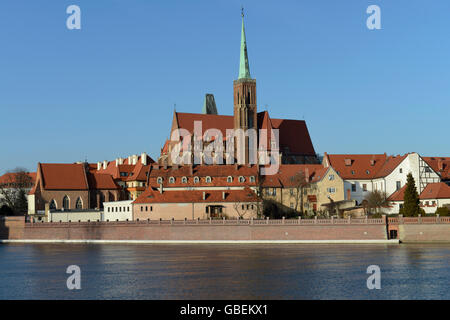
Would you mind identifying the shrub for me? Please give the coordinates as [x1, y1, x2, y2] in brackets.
[435, 207, 449, 216]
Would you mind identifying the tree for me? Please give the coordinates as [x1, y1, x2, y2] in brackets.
[435, 207, 449, 216]
[0, 168, 33, 215]
[364, 190, 390, 215]
[400, 173, 421, 217]
[289, 170, 316, 213]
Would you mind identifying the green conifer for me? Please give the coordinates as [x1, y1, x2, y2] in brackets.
[400, 173, 421, 217]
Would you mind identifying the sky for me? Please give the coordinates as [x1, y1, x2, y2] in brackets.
[1, 0, 450, 174]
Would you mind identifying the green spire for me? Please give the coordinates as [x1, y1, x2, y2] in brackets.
[238, 9, 251, 79]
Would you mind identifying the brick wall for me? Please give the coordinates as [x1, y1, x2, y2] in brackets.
[21, 221, 387, 241]
[399, 224, 450, 242]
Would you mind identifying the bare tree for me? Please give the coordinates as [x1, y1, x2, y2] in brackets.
[233, 201, 252, 219]
[0, 168, 33, 215]
[289, 170, 316, 214]
[364, 190, 390, 215]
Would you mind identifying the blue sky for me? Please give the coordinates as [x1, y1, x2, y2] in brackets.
[1, 0, 449, 174]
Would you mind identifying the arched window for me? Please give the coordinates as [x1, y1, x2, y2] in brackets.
[249, 176, 255, 183]
[62, 196, 70, 210]
[49, 199, 56, 210]
[75, 197, 83, 209]
[157, 177, 163, 184]
[239, 176, 245, 183]
[169, 177, 175, 184]
[194, 177, 199, 184]
[205, 176, 212, 183]
[227, 176, 233, 183]
[181, 177, 187, 183]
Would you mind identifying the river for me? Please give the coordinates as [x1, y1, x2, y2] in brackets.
[0, 243, 448, 299]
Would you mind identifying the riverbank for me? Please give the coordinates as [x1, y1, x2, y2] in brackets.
[1, 216, 450, 243]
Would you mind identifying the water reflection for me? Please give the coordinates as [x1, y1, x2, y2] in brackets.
[0, 243, 449, 299]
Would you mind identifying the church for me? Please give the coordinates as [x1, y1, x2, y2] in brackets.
[158, 12, 317, 166]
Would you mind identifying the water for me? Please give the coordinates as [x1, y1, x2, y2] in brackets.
[0, 243, 449, 299]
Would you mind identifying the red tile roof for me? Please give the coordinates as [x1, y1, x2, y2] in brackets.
[420, 182, 450, 200]
[171, 111, 316, 157]
[325, 153, 388, 179]
[261, 164, 328, 187]
[39, 163, 88, 190]
[423, 157, 450, 180]
[147, 164, 259, 188]
[0, 172, 36, 186]
[388, 182, 450, 201]
[87, 173, 120, 190]
[134, 187, 259, 204]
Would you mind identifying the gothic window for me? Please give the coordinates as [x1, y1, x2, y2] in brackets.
[239, 176, 245, 183]
[169, 177, 175, 184]
[205, 176, 212, 183]
[181, 177, 187, 183]
[49, 199, 56, 210]
[62, 196, 70, 210]
[194, 177, 199, 184]
[227, 176, 233, 183]
[75, 197, 83, 209]
[157, 177, 163, 184]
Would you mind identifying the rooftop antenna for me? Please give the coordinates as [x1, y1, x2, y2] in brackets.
[174, 103, 176, 112]
[241, 5, 244, 18]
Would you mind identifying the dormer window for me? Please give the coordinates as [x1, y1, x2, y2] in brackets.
[194, 177, 199, 184]
[227, 176, 233, 183]
[181, 177, 187, 183]
[344, 159, 352, 166]
[239, 176, 245, 183]
[157, 177, 163, 184]
[205, 176, 212, 183]
[249, 176, 255, 183]
[366, 170, 370, 174]
[169, 177, 175, 184]
[351, 170, 355, 175]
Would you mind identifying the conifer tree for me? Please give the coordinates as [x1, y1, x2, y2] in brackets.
[400, 173, 421, 217]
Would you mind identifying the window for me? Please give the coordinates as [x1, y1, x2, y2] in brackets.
[239, 176, 245, 183]
[145, 206, 148, 211]
[351, 184, 356, 192]
[141, 206, 143, 211]
[327, 187, 336, 193]
[49, 199, 57, 210]
[290, 188, 294, 196]
[328, 174, 335, 181]
[181, 177, 187, 183]
[227, 176, 233, 183]
[169, 177, 175, 184]
[157, 177, 163, 184]
[62, 196, 69, 210]
[272, 188, 277, 196]
[425, 167, 432, 173]
[399, 168, 403, 173]
[351, 170, 355, 175]
[249, 176, 255, 183]
[151, 206, 153, 212]
[363, 184, 367, 192]
[396, 181, 401, 191]
[194, 177, 199, 184]
[205, 176, 212, 183]
[366, 170, 370, 174]
[75, 198, 82, 209]
[127, 207, 130, 212]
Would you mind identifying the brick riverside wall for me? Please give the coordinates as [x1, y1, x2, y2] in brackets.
[21, 220, 387, 241]
[399, 225, 450, 242]
[0, 216, 25, 239]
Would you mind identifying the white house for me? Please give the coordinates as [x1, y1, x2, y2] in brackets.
[387, 182, 450, 214]
[323, 152, 441, 208]
[103, 200, 134, 221]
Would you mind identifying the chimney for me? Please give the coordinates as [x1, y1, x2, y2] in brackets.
[132, 155, 138, 165]
[97, 162, 102, 171]
[141, 152, 147, 165]
[202, 192, 206, 200]
[128, 156, 132, 164]
[115, 158, 119, 167]
[438, 160, 444, 171]
[344, 158, 352, 166]
[118, 157, 123, 165]
[103, 160, 108, 170]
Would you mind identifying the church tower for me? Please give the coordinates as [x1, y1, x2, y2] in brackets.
[233, 10, 257, 163]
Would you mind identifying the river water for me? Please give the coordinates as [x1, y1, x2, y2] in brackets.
[0, 243, 448, 299]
